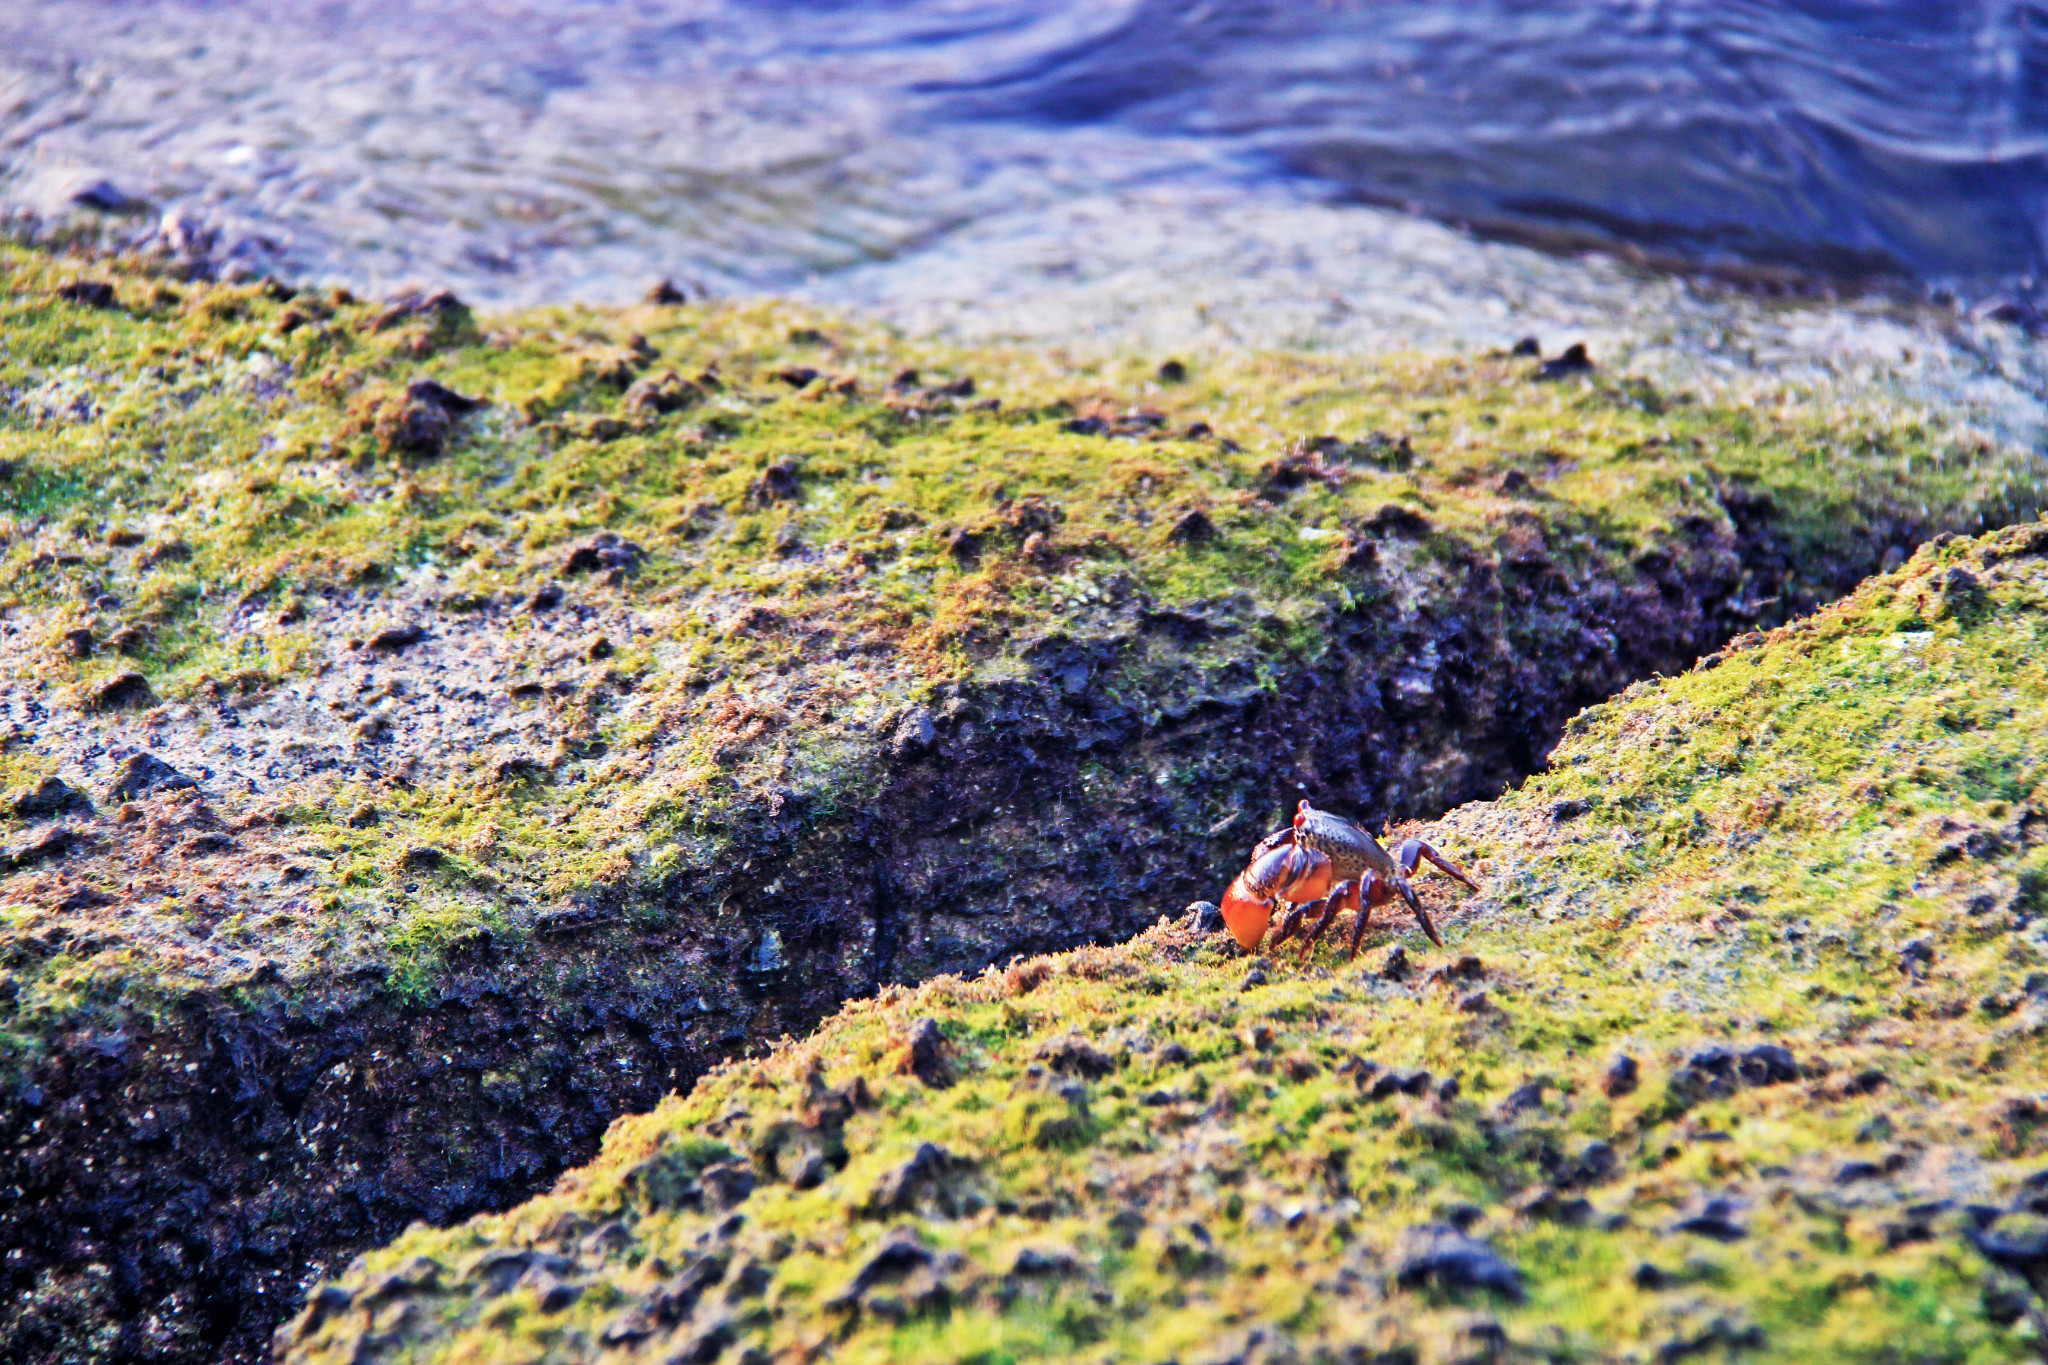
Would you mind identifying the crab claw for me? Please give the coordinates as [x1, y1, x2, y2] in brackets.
[1220, 844, 1332, 951]
[1219, 878, 1275, 951]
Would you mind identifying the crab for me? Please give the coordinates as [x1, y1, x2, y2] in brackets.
[1219, 799, 1479, 958]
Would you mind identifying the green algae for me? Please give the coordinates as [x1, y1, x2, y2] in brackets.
[280, 520, 2048, 1365]
[1, 249, 2036, 697]
[8, 243, 2048, 1362]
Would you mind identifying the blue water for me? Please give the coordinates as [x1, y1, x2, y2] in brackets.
[4, 0, 2045, 298]
[917, 0, 2048, 288]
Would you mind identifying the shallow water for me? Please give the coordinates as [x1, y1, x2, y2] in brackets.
[5, 0, 2044, 303]
[6, 0, 2048, 445]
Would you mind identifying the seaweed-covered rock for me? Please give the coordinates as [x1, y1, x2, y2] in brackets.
[1, 243, 2045, 1364]
[279, 520, 2048, 1365]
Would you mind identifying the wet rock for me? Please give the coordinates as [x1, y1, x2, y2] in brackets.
[1424, 955, 1486, 990]
[1982, 1270, 2035, 1325]
[1834, 1161, 1883, 1184]
[395, 845, 445, 872]
[1496, 1082, 1545, 1118]
[1572, 1140, 1618, 1185]
[827, 1233, 963, 1324]
[623, 370, 701, 416]
[700, 1163, 759, 1211]
[366, 624, 425, 651]
[346, 803, 379, 828]
[1631, 1262, 1669, 1290]
[407, 378, 483, 415]
[9, 777, 93, 820]
[1239, 963, 1269, 989]
[1603, 1054, 1640, 1098]
[368, 288, 464, 333]
[944, 526, 984, 562]
[180, 832, 233, 858]
[860, 1143, 983, 1219]
[887, 706, 936, 762]
[1364, 502, 1432, 537]
[1669, 1044, 1797, 1105]
[1011, 1246, 1083, 1278]
[1899, 937, 1937, 979]
[1185, 900, 1224, 934]
[1657, 1318, 1766, 1360]
[1932, 565, 1990, 621]
[137, 539, 191, 569]
[1672, 1198, 1746, 1242]
[1156, 358, 1188, 383]
[529, 1272, 583, 1313]
[1737, 1045, 1799, 1085]
[623, 1138, 755, 1214]
[754, 1070, 869, 1188]
[58, 627, 95, 659]
[376, 381, 480, 459]
[645, 278, 687, 305]
[105, 752, 196, 802]
[1391, 1224, 1523, 1300]
[1509, 336, 1542, 357]
[746, 462, 801, 508]
[600, 1250, 730, 1345]
[88, 671, 155, 711]
[1258, 440, 1350, 498]
[56, 279, 118, 308]
[1371, 943, 1412, 982]
[773, 366, 819, 388]
[1369, 1069, 1434, 1101]
[3, 827, 80, 871]
[1034, 1036, 1119, 1079]
[894, 1018, 955, 1088]
[1514, 1186, 1593, 1225]
[562, 532, 644, 577]
[281, 1284, 354, 1339]
[1533, 342, 1594, 380]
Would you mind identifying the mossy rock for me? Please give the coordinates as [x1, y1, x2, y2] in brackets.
[281, 521, 2048, 1365]
[0, 242, 2044, 1363]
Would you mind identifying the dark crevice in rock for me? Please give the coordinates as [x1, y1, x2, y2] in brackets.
[0, 491, 1983, 1364]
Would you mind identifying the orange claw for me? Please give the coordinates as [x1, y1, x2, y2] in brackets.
[1219, 844, 1332, 951]
[1219, 877, 1274, 951]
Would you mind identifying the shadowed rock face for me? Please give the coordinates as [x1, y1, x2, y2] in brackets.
[277, 522, 2048, 1365]
[0, 248, 2042, 1363]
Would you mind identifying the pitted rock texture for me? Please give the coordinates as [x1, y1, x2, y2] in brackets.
[2, 246, 2045, 1364]
[278, 521, 2048, 1365]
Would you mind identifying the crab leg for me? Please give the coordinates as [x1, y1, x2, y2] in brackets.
[1346, 872, 1392, 958]
[1269, 897, 1324, 947]
[1398, 837, 1480, 891]
[1299, 879, 1361, 959]
[1395, 876, 1444, 947]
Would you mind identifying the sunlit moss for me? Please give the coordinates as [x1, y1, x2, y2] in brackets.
[284, 520, 2048, 1365]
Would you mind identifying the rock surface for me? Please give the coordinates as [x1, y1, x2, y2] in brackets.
[1, 246, 2044, 1363]
[279, 521, 2048, 1365]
